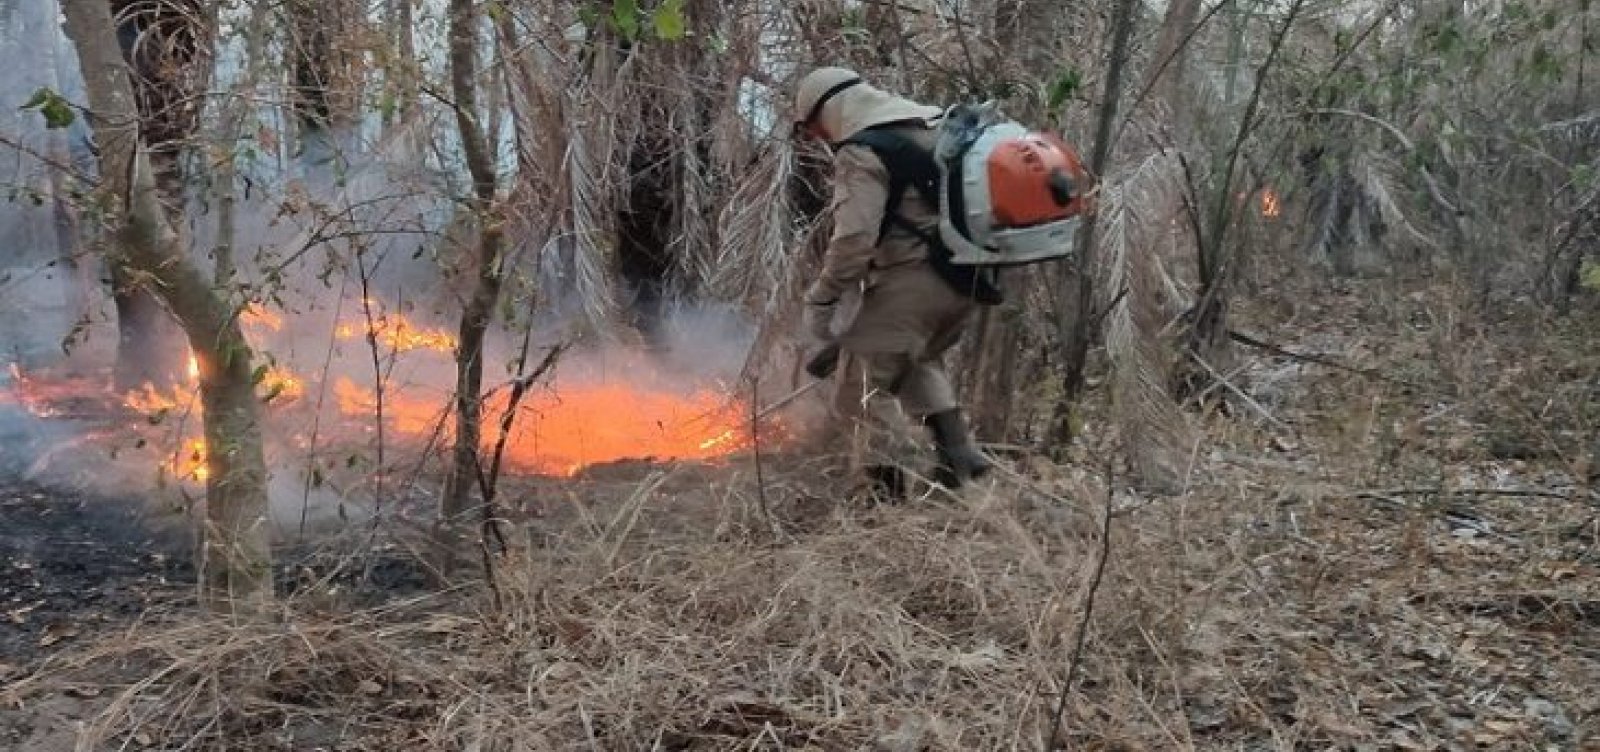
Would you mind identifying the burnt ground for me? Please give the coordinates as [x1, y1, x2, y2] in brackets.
[0, 472, 444, 751]
[0, 479, 193, 671]
[0, 476, 193, 752]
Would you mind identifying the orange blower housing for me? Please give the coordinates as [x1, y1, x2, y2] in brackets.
[984, 135, 1094, 229]
[932, 102, 1096, 268]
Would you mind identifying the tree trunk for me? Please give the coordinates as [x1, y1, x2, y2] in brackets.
[964, 0, 1063, 442]
[382, 0, 419, 128]
[109, 0, 209, 222]
[616, 102, 677, 348]
[110, 268, 189, 390]
[1143, 0, 1201, 110]
[38, 4, 97, 338]
[210, 0, 273, 286]
[62, 0, 272, 612]
[1049, 0, 1140, 446]
[106, 0, 207, 389]
[963, 304, 1022, 440]
[441, 0, 505, 522]
[285, 0, 364, 167]
[1181, 0, 1306, 400]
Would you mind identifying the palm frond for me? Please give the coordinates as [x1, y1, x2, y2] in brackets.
[1539, 109, 1600, 145]
[1354, 150, 1432, 248]
[1096, 149, 1192, 493]
[564, 91, 623, 342]
[702, 146, 795, 302]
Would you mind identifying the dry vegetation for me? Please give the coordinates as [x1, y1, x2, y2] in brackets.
[5, 273, 1597, 750]
[2, 0, 1598, 748]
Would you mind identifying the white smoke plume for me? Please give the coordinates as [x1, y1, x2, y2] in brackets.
[0, 0, 773, 544]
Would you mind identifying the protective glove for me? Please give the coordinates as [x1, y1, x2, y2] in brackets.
[803, 300, 837, 342]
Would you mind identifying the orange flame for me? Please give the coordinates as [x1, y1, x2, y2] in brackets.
[485, 383, 758, 476]
[166, 438, 209, 482]
[330, 375, 764, 477]
[260, 365, 305, 403]
[1260, 188, 1281, 218]
[336, 313, 457, 354]
[333, 377, 448, 435]
[124, 381, 195, 414]
[241, 305, 285, 332]
[19, 301, 770, 485]
[4, 364, 65, 418]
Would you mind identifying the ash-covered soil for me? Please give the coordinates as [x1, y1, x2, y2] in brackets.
[0, 477, 192, 752]
[0, 479, 193, 670]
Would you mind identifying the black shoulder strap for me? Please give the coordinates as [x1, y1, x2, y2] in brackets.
[839, 125, 1005, 306]
[839, 126, 940, 243]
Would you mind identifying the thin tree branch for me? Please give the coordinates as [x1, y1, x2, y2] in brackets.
[1047, 458, 1115, 749]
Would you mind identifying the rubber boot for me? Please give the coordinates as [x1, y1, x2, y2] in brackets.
[924, 409, 992, 488]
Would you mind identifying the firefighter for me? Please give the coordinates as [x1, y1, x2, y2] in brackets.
[791, 66, 993, 494]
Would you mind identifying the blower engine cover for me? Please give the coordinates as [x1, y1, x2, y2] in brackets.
[935, 105, 1095, 267]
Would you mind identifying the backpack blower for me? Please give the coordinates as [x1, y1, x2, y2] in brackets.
[933, 101, 1096, 268]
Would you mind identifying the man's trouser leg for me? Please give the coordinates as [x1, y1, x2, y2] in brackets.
[861, 353, 992, 489]
[829, 351, 918, 500]
[834, 261, 991, 491]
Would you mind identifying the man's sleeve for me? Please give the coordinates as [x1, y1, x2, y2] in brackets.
[804, 145, 888, 305]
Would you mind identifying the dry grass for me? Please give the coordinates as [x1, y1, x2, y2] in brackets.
[5, 281, 1599, 751]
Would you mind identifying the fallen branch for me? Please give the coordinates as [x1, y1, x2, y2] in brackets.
[1226, 328, 1428, 390]
[1185, 347, 1296, 436]
[1357, 487, 1579, 502]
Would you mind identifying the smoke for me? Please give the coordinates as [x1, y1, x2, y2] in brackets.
[0, 0, 788, 551]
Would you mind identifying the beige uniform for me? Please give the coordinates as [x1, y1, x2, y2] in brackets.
[810, 129, 977, 421]
[794, 66, 995, 491]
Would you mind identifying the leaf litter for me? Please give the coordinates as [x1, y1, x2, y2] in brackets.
[0, 284, 1596, 750]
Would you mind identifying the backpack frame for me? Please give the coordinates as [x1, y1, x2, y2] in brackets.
[840, 123, 1006, 306]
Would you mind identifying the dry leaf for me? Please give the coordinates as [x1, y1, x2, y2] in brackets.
[7, 602, 40, 624]
[951, 641, 1004, 671]
[357, 679, 384, 695]
[39, 622, 79, 647]
[255, 125, 279, 152]
[421, 616, 469, 635]
[1536, 561, 1579, 581]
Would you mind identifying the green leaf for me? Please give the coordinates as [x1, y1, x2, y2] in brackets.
[1581, 260, 1600, 292]
[377, 90, 398, 121]
[1046, 67, 1082, 111]
[1528, 44, 1562, 83]
[20, 87, 75, 129]
[652, 0, 686, 40]
[40, 96, 73, 129]
[578, 3, 600, 29]
[1570, 163, 1595, 191]
[612, 0, 639, 42]
[20, 88, 49, 110]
